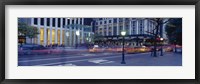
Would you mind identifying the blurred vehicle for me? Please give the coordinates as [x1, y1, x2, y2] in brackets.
[18, 44, 51, 55]
[126, 46, 151, 54]
[89, 45, 104, 53]
[164, 46, 173, 52]
[19, 44, 47, 50]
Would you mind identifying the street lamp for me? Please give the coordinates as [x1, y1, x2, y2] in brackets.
[75, 30, 80, 49]
[160, 37, 164, 56]
[121, 30, 126, 64]
[174, 40, 177, 53]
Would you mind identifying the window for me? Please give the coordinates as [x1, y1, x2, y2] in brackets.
[100, 21, 102, 25]
[109, 27, 112, 30]
[67, 19, 70, 24]
[125, 18, 129, 22]
[72, 19, 74, 24]
[63, 18, 65, 28]
[119, 18, 123, 22]
[132, 21, 135, 27]
[104, 21, 106, 24]
[113, 26, 117, 35]
[52, 18, 56, 27]
[40, 18, 44, 25]
[47, 18, 50, 26]
[80, 18, 82, 24]
[109, 20, 112, 23]
[132, 28, 135, 34]
[34, 18, 38, 25]
[109, 32, 112, 36]
[76, 19, 78, 24]
[58, 18, 61, 27]
[120, 26, 123, 30]
[114, 18, 117, 23]
[126, 25, 129, 29]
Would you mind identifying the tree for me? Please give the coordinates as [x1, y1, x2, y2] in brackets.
[18, 22, 39, 44]
[165, 18, 182, 45]
[146, 18, 171, 57]
[18, 22, 28, 36]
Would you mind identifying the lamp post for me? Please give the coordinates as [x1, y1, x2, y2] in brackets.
[121, 30, 126, 64]
[160, 38, 164, 56]
[75, 30, 80, 49]
[174, 40, 177, 53]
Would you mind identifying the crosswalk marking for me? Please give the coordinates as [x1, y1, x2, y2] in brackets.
[83, 54, 95, 56]
[88, 59, 114, 64]
[58, 63, 76, 66]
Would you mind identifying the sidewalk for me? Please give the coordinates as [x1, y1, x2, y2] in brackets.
[101, 52, 182, 66]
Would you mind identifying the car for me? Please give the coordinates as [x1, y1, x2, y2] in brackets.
[88, 45, 104, 53]
[126, 46, 151, 54]
[18, 44, 51, 55]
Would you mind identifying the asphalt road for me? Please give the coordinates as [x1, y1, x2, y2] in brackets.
[18, 52, 182, 66]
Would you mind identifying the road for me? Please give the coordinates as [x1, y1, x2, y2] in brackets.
[18, 52, 182, 66]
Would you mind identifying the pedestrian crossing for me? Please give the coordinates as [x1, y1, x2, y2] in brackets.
[88, 59, 114, 64]
[58, 63, 76, 66]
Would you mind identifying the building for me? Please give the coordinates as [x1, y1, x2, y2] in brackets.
[93, 18, 168, 46]
[18, 18, 93, 47]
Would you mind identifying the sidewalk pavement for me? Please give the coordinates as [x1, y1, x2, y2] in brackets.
[100, 52, 182, 66]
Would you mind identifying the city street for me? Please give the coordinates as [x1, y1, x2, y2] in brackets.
[18, 18, 183, 66]
[18, 52, 182, 66]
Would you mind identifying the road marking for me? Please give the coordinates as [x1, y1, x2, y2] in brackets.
[58, 63, 76, 66]
[34, 53, 150, 66]
[88, 59, 114, 64]
[83, 54, 95, 56]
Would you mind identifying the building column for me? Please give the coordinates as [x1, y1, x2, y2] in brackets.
[31, 18, 34, 43]
[37, 18, 41, 45]
[31, 18, 34, 25]
[44, 18, 47, 46]
[69, 19, 72, 46]
[117, 18, 119, 35]
[106, 19, 109, 36]
[60, 18, 63, 45]
[81, 18, 84, 43]
[50, 18, 52, 45]
[123, 18, 125, 30]
[55, 18, 58, 44]
[102, 19, 105, 36]
[129, 18, 132, 35]
[112, 18, 114, 36]
[136, 19, 139, 34]
[65, 18, 68, 46]
[97, 21, 99, 35]
[73, 18, 77, 46]
[144, 19, 148, 34]
[78, 18, 80, 44]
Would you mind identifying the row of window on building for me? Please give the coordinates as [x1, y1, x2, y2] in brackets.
[33, 18, 83, 28]
[94, 20, 156, 36]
